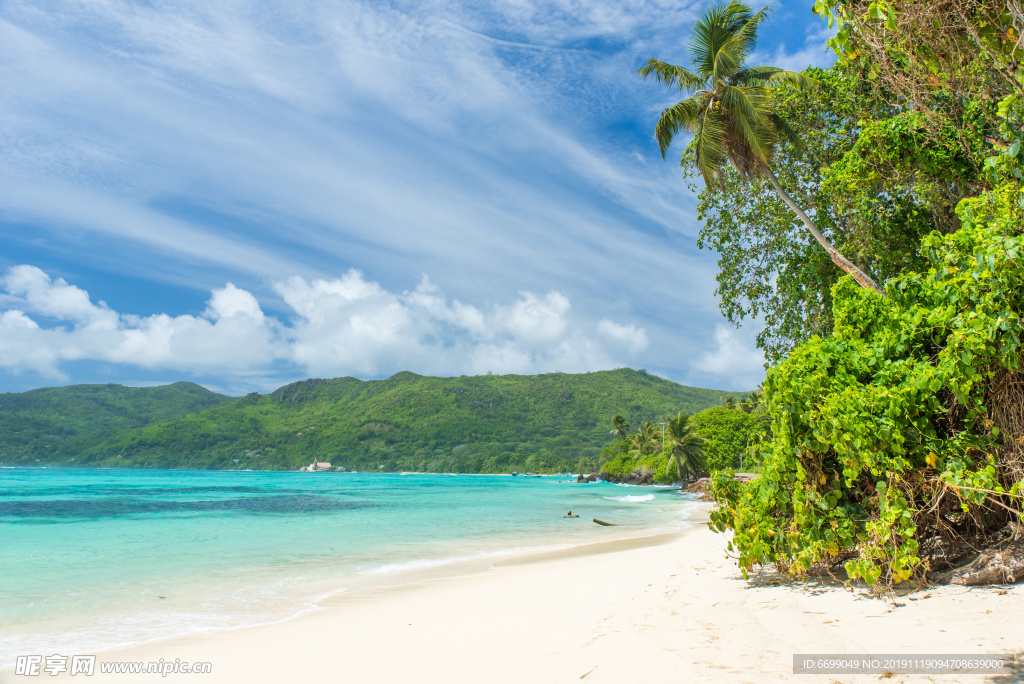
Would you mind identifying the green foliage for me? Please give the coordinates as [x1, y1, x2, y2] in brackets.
[821, 110, 984, 241]
[599, 418, 673, 482]
[710, 177, 1024, 591]
[0, 383, 229, 461]
[691, 406, 763, 471]
[664, 411, 707, 482]
[6, 369, 739, 474]
[694, 64, 986, 362]
[596, 407, 760, 483]
[627, 421, 662, 460]
[811, 0, 1014, 171]
[680, 0, 1024, 595]
[599, 449, 674, 484]
[985, 95, 1024, 193]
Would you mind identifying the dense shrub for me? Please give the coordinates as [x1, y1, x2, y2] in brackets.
[692, 407, 763, 471]
[710, 182, 1024, 591]
[599, 451, 674, 484]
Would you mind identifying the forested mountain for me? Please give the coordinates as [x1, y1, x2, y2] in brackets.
[0, 370, 742, 473]
[0, 382, 230, 460]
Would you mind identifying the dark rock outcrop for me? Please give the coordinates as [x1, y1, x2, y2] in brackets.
[598, 468, 653, 485]
[684, 478, 714, 501]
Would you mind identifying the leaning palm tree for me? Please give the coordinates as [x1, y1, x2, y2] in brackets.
[638, 1, 883, 293]
[665, 412, 706, 483]
[610, 414, 630, 456]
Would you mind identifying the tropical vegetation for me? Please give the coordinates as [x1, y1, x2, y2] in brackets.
[0, 382, 229, 460]
[665, 412, 707, 482]
[597, 401, 762, 483]
[1, 370, 745, 474]
[642, 0, 1024, 591]
[639, 1, 881, 293]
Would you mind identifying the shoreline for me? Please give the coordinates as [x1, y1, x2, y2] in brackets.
[0, 492, 703, 671]
[2, 525, 698, 683]
[8, 504, 1022, 683]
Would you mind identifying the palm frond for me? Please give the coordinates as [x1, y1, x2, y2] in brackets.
[719, 84, 766, 124]
[730, 65, 785, 85]
[691, 1, 754, 79]
[727, 4, 769, 58]
[719, 85, 774, 170]
[665, 412, 706, 482]
[640, 0, 806, 190]
[693, 110, 729, 188]
[770, 113, 803, 152]
[654, 94, 708, 158]
[766, 69, 817, 90]
[637, 59, 707, 93]
[710, 4, 769, 81]
[732, 123, 773, 175]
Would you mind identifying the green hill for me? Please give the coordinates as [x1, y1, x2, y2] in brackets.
[0, 382, 231, 462]
[4, 370, 743, 473]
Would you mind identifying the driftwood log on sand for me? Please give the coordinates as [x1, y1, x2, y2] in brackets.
[930, 534, 1024, 586]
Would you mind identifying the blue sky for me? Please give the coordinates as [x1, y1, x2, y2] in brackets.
[0, 0, 832, 396]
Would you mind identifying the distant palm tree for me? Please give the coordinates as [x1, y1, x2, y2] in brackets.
[628, 421, 661, 461]
[724, 395, 736, 409]
[610, 414, 630, 456]
[739, 390, 762, 413]
[638, 1, 883, 293]
[665, 412, 706, 483]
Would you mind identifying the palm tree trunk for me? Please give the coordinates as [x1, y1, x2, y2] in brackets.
[764, 167, 884, 294]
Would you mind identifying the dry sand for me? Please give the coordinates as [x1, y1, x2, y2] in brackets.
[6, 505, 1022, 683]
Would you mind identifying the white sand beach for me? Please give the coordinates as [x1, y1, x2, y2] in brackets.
[9, 505, 1022, 684]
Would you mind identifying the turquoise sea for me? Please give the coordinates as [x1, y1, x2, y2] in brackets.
[0, 467, 703, 665]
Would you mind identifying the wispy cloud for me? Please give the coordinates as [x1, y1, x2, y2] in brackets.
[0, 0, 833, 393]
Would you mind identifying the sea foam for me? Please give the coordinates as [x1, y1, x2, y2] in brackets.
[603, 494, 655, 502]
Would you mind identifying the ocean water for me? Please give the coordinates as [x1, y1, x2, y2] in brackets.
[0, 468, 703, 664]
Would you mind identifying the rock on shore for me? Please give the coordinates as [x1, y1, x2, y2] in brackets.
[596, 469, 654, 485]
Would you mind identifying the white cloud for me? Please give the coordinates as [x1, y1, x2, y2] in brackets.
[274, 272, 647, 378]
[0, 266, 278, 378]
[0, 309, 65, 379]
[0, 0, 823, 392]
[596, 319, 648, 355]
[694, 325, 765, 389]
[496, 291, 569, 346]
[3, 265, 117, 328]
[0, 0, 705, 292]
[0, 265, 648, 385]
